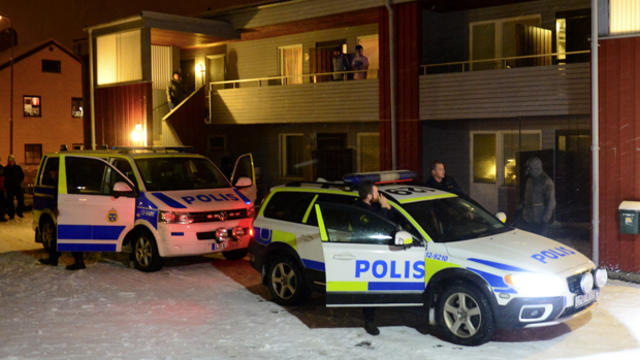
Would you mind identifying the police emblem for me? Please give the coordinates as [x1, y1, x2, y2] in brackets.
[107, 209, 118, 223]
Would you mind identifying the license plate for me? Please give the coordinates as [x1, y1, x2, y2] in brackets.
[575, 289, 598, 308]
[212, 241, 227, 251]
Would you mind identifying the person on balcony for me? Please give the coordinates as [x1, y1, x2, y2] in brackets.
[351, 45, 369, 80]
[332, 46, 349, 81]
[167, 71, 188, 109]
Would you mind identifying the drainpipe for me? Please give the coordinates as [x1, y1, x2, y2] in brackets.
[89, 28, 96, 150]
[591, 0, 599, 266]
[386, 0, 397, 170]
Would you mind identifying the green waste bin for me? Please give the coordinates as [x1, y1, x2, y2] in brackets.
[619, 201, 640, 234]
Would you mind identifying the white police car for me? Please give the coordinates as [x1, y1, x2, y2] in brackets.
[249, 171, 607, 345]
[33, 147, 256, 271]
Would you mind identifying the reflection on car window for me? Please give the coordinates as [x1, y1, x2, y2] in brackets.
[306, 194, 358, 226]
[112, 158, 136, 185]
[263, 192, 316, 224]
[135, 157, 229, 191]
[66, 157, 110, 195]
[404, 197, 510, 242]
[320, 203, 396, 245]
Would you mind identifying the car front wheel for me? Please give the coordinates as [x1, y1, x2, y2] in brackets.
[40, 218, 56, 252]
[132, 231, 162, 272]
[436, 283, 495, 346]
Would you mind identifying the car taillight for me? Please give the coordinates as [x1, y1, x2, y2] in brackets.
[247, 206, 256, 218]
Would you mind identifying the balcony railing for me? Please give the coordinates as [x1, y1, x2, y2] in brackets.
[421, 50, 591, 75]
[209, 69, 379, 89]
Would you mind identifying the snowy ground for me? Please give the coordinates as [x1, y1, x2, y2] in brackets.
[1, 213, 640, 360]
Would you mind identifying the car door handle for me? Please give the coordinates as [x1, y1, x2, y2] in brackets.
[333, 253, 355, 261]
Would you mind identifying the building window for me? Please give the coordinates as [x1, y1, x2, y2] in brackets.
[357, 35, 379, 79]
[97, 29, 142, 85]
[42, 59, 61, 73]
[280, 133, 304, 178]
[610, 0, 640, 34]
[473, 133, 496, 184]
[25, 144, 43, 165]
[23, 95, 41, 117]
[279, 45, 303, 85]
[72, 98, 83, 118]
[503, 132, 541, 185]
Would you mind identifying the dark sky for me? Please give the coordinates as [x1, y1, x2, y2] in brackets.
[0, 0, 273, 56]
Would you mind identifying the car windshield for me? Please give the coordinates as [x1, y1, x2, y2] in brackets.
[403, 197, 510, 242]
[135, 157, 230, 191]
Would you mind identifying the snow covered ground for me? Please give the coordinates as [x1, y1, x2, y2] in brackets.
[1, 213, 640, 360]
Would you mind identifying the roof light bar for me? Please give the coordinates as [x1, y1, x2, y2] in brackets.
[343, 170, 416, 185]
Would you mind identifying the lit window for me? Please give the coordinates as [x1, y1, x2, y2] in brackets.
[473, 134, 496, 184]
[97, 30, 142, 85]
[610, 0, 640, 34]
[503, 133, 541, 185]
[25, 144, 42, 165]
[23, 95, 41, 117]
[279, 45, 303, 85]
[72, 98, 83, 118]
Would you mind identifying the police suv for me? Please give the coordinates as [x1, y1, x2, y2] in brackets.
[33, 147, 256, 271]
[249, 171, 607, 345]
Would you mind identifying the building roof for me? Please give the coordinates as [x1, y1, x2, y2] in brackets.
[0, 39, 79, 72]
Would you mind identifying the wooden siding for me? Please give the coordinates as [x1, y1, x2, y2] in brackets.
[94, 82, 152, 147]
[598, 37, 640, 272]
[419, 63, 591, 120]
[225, 24, 378, 81]
[165, 86, 208, 154]
[218, 0, 412, 30]
[210, 80, 379, 124]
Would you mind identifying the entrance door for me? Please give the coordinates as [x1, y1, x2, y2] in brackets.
[56, 155, 136, 252]
[207, 55, 225, 90]
[315, 203, 425, 307]
[470, 131, 541, 213]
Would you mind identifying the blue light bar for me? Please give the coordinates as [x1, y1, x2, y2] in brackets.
[343, 170, 416, 185]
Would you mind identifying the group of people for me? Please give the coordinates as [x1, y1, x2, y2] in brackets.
[0, 155, 25, 222]
[331, 44, 370, 81]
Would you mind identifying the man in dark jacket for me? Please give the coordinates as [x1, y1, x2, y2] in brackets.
[4, 154, 25, 219]
[425, 160, 463, 195]
[166, 71, 188, 109]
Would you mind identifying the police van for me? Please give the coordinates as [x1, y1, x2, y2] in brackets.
[33, 147, 256, 271]
[249, 171, 607, 345]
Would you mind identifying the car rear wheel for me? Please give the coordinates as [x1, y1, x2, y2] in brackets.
[268, 256, 308, 306]
[436, 283, 495, 346]
[41, 218, 56, 252]
[132, 231, 162, 272]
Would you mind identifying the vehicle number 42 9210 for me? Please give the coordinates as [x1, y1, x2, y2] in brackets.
[426, 251, 448, 262]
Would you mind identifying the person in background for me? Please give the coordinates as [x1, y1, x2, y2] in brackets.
[425, 160, 463, 196]
[4, 154, 25, 220]
[166, 71, 188, 109]
[0, 156, 6, 222]
[351, 45, 369, 80]
[521, 157, 556, 236]
[331, 46, 349, 81]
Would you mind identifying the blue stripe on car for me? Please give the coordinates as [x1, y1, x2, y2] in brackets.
[136, 192, 158, 229]
[302, 258, 325, 271]
[368, 282, 424, 291]
[467, 267, 512, 290]
[233, 189, 252, 205]
[467, 258, 529, 272]
[58, 243, 117, 252]
[58, 225, 125, 241]
[151, 192, 187, 209]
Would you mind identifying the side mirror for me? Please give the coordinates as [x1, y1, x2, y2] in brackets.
[113, 181, 135, 198]
[234, 176, 252, 188]
[495, 211, 507, 223]
[394, 230, 414, 247]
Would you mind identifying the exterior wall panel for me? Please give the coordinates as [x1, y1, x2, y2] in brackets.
[211, 80, 379, 124]
[598, 37, 640, 272]
[420, 63, 591, 120]
[94, 82, 152, 147]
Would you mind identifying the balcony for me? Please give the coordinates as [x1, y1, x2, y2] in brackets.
[419, 51, 591, 120]
[208, 70, 379, 125]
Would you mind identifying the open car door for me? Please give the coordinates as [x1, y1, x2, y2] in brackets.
[314, 202, 425, 307]
[231, 153, 257, 203]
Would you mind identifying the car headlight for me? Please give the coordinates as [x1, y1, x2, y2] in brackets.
[580, 271, 594, 293]
[594, 268, 608, 288]
[504, 273, 567, 296]
[159, 211, 194, 224]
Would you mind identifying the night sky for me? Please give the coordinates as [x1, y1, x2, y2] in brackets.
[0, 0, 275, 56]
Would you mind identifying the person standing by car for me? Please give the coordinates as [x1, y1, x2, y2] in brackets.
[4, 154, 25, 219]
[355, 182, 393, 336]
[425, 160, 463, 196]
